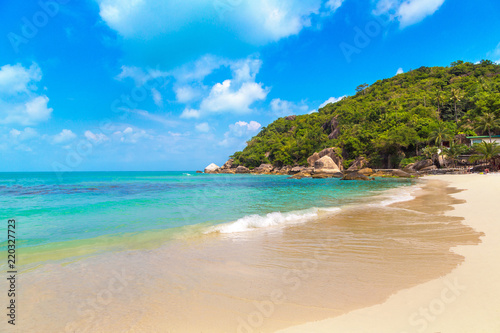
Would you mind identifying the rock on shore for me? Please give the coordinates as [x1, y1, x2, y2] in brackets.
[204, 163, 220, 174]
[341, 172, 371, 181]
[307, 147, 344, 171]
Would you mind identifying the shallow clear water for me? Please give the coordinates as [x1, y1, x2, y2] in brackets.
[0, 171, 414, 265]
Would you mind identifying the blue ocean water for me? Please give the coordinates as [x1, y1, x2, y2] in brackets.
[0, 172, 414, 264]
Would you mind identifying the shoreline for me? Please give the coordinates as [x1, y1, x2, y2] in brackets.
[277, 174, 500, 333]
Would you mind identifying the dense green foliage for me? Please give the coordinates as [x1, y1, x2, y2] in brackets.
[470, 142, 500, 166]
[232, 60, 500, 169]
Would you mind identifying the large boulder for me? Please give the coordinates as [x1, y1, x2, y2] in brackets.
[421, 165, 438, 172]
[235, 166, 250, 174]
[220, 159, 234, 170]
[290, 166, 305, 174]
[307, 147, 344, 170]
[347, 157, 368, 171]
[314, 156, 339, 170]
[371, 169, 413, 178]
[331, 171, 344, 178]
[307, 152, 320, 167]
[320, 148, 343, 170]
[312, 173, 332, 179]
[341, 172, 371, 181]
[413, 159, 434, 171]
[303, 167, 314, 174]
[253, 164, 274, 174]
[391, 169, 413, 178]
[323, 116, 340, 140]
[357, 168, 373, 176]
[403, 163, 416, 173]
[219, 168, 236, 174]
[276, 165, 292, 175]
[204, 163, 219, 174]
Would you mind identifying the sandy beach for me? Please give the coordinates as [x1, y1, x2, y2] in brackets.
[278, 174, 500, 333]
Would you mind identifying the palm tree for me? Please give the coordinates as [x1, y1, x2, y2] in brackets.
[435, 90, 445, 116]
[429, 122, 454, 150]
[444, 142, 469, 167]
[469, 142, 500, 168]
[475, 112, 500, 142]
[450, 88, 465, 123]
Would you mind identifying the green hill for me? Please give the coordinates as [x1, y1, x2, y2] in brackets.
[231, 60, 500, 169]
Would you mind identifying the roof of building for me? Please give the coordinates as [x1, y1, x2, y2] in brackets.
[466, 135, 500, 139]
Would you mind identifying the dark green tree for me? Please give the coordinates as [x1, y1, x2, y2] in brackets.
[475, 112, 500, 142]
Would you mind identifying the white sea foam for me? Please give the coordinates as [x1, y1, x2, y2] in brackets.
[207, 207, 341, 234]
[205, 185, 421, 235]
[377, 185, 421, 206]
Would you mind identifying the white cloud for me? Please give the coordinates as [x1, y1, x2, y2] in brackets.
[231, 0, 327, 43]
[326, 0, 344, 13]
[319, 95, 346, 108]
[397, 0, 444, 27]
[117, 55, 269, 119]
[151, 88, 163, 107]
[9, 129, 20, 137]
[220, 120, 262, 147]
[113, 126, 153, 143]
[180, 108, 201, 119]
[53, 129, 77, 144]
[396, 67, 404, 75]
[230, 58, 262, 83]
[0, 63, 41, 95]
[229, 120, 261, 137]
[0, 63, 53, 126]
[172, 55, 225, 83]
[373, 0, 399, 16]
[373, 0, 445, 28]
[200, 80, 268, 114]
[174, 85, 201, 103]
[84, 130, 109, 143]
[9, 127, 38, 141]
[0, 96, 53, 126]
[195, 122, 210, 132]
[176, 57, 269, 118]
[116, 65, 168, 86]
[96, 0, 343, 45]
[191, 57, 269, 116]
[270, 98, 311, 116]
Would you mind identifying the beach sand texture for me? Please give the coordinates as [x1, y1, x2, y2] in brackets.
[279, 174, 500, 333]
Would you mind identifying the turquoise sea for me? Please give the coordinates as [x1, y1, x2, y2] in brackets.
[0, 171, 414, 267]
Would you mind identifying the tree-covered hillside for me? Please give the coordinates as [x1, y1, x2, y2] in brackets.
[231, 60, 500, 169]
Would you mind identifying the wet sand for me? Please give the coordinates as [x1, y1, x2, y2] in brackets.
[1, 178, 485, 332]
[279, 174, 500, 333]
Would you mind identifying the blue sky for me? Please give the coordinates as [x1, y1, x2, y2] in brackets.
[1, 0, 499, 171]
